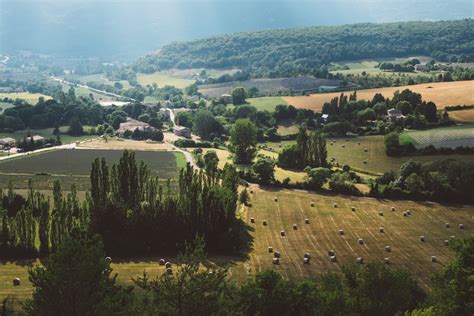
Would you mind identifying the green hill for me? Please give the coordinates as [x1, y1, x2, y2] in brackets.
[135, 19, 474, 77]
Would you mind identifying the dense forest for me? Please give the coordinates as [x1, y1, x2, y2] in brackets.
[135, 19, 474, 77]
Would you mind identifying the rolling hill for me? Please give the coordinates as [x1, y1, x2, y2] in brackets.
[135, 19, 474, 77]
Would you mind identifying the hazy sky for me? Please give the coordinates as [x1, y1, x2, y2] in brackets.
[1, 0, 473, 58]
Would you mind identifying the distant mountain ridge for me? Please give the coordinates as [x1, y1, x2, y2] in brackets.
[134, 19, 474, 77]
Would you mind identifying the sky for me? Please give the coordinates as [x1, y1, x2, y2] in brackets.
[1, 0, 473, 58]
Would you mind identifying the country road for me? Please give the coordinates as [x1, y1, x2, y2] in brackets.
[50, 76, 137, 102]
[0, 142, 77, 162]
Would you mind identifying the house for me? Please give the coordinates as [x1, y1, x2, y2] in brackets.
[173, 125, 192, 138]
[414, 64, 428, 71]
[221, 94, 232, 104]
[116, 118, 157, 136]
[321, 114, 329, 123]
[0, 137, 16, 149]
[158, 108, 171, 120]
[387, 108, 404, 122]
[29, 135, 45, 143]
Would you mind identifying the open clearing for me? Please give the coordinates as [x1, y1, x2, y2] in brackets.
[137, 71, 196, 89]
[283, 80, 474, 111]
[448, 109, 474, 123]
[3, 187, 471, 303]
[264, 135, 474, 175]
[247, 96, 288, 111]
[401, 125, 474, 149]
[0, 92, 52, 104]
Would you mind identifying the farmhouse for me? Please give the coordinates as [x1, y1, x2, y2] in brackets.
[28, 135, 45, 143]
[386, 108, 404, 122]
[0, 137, 16, 149]
[414, 63, 428, 71]
[221, 94, 232, 104]
[173, 125, 192, 138]
[117, 118, 157, 136]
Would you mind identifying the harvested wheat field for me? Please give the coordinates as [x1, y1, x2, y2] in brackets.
[448, 109, 474, 123]
[232, 187, 473, 288]
[283, 80, 474, 111]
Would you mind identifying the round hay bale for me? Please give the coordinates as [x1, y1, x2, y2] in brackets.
[165, 262, 172, 269]
[105, 256, 112, 263]
[358, 238, 364, 245]
[379, 227, 384, 233]
[250, 190, 253, 194]
[459, 224, 464, 229]
[363, 160, 368, 164]
[166, 267, 173, 274]
[293, 224, 298, 230]
[339, 229, 344, 235]
[444, 240, 449, 246]
[351, 207, 356, 212]
[403, 212, 408, 217]
[357, 142, 361, 145]
[342, 144, 345, 148]
[364, 148, 368, 152]
[262, 220, 267, 226]
[333, 203, 338, 208]
[431, 256, 437, 263]
[357, 257, 364, 264]
[268, 246, 273, 253]
[450, 235, 456, 240]
[379, 211, 384, 216]
[385, 246, 391, 252]
[304, 253, 311, 259]
[273, 258, 280, 265]
[445, 223, 450, 228]
[250, 217, 255, 223]
[158, 259, 165, 266]
[280, 230, 286, 237]
[274, 197, 278, 202]
[12, 278, 20, 286]
[304, 218, 310, 224]
[420, 236, 425, 242]
[384, 257, 390, 264]
[274, 251, 281, 258]
[328, 249, 335, 256]
[391, 207, 395, 211]
[330, 255, 337, 262]
[310, 202, 314, 207]
[303, 257, 310, 264]
[406, 210, 411, 215]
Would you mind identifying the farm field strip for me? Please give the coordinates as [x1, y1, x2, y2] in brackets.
[282, 80, 474, 111]
[448, 109, 474, 123]
[402, 125, 474, 148]
[240, 188, 473, 287]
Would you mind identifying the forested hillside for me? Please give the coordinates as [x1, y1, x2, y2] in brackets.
[135, 19, 474, 77]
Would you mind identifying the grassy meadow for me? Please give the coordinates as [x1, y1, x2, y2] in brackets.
[137, 71, 195, 89]
[247, 96, 288, 111]
[0, 92, 52, 104]
[263, 135, 474, 176]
